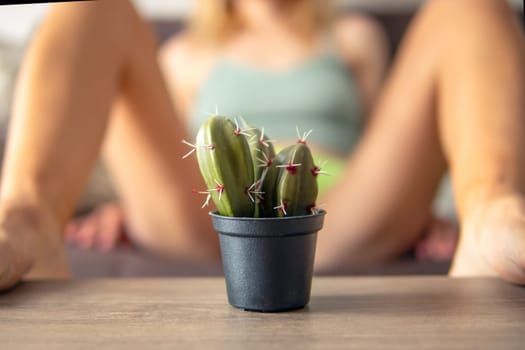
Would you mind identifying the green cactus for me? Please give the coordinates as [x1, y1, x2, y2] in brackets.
[244, 127, 276, 217]
[195, 116, 255, 217]
[259, 158, 280, 217]
[190, 116, 320, 218]
[273, 144, 319, 217]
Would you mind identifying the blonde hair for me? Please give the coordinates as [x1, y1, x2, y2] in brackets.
[190, 0, 333, 46]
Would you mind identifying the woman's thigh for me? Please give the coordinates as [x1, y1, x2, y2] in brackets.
[315, 0, 452, 272]
[316, 0, 524, 273]
[100, 9, 219, 263]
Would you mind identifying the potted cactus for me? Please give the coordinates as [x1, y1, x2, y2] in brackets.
[185, 116, 326, 312]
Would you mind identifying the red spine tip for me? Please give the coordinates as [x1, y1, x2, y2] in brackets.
[286, 164, 298, 175]
[306, 203, 316, 213]
[278, 200, 289, 212]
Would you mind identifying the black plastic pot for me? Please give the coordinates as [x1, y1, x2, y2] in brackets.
[210, 210, 326, 312]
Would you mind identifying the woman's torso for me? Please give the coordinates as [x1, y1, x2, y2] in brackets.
[165, 32, 365, 194]
[191, 53, 362, 155]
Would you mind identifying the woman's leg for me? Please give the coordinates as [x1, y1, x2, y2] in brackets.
[100, 13, 218, 262]
[0, 0, 215, 289]
[316, 0, 525, 283]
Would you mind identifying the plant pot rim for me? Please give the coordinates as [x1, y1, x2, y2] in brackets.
[209, 210, 326, 238]
[209, 210, 326, 221]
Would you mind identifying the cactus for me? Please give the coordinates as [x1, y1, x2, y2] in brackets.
[188, 115, 321, 218]
[273, 144, 318, 217]
[194, 116, 255, 217]
[244, 126, 276, 217]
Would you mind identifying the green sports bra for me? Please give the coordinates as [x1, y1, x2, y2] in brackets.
[190, 53, 363, 194]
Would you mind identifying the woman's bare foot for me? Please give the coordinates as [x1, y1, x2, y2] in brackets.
[0, 206, 69, 290]
[450, 194, 525, 284]
[65, 202, 125, 252]
[0, 228, 32, 289]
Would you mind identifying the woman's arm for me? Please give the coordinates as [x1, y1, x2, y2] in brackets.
[159, 32, 217, 124]
[333, 14, 390, 115]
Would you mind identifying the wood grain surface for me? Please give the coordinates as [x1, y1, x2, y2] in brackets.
[1, 277, 524, 349]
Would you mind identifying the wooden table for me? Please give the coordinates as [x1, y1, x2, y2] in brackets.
[1, 277, 524, 349]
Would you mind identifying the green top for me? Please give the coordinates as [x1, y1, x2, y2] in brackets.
[190, 53, 363, 194]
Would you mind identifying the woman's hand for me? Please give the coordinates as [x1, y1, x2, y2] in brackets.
[415, 217, 459, 262]
[65, 202, 126, 252]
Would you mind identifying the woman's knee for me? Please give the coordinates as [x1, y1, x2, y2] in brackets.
[421, 0, 515, 30]
[46, 0, 142, 57]
[405, 0, 519, 62]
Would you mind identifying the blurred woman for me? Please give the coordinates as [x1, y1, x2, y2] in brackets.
[67, 0, 393, 254]
[1, 0, 525, 289]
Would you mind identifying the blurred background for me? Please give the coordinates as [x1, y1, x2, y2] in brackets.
[0, 0, 523, 278]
